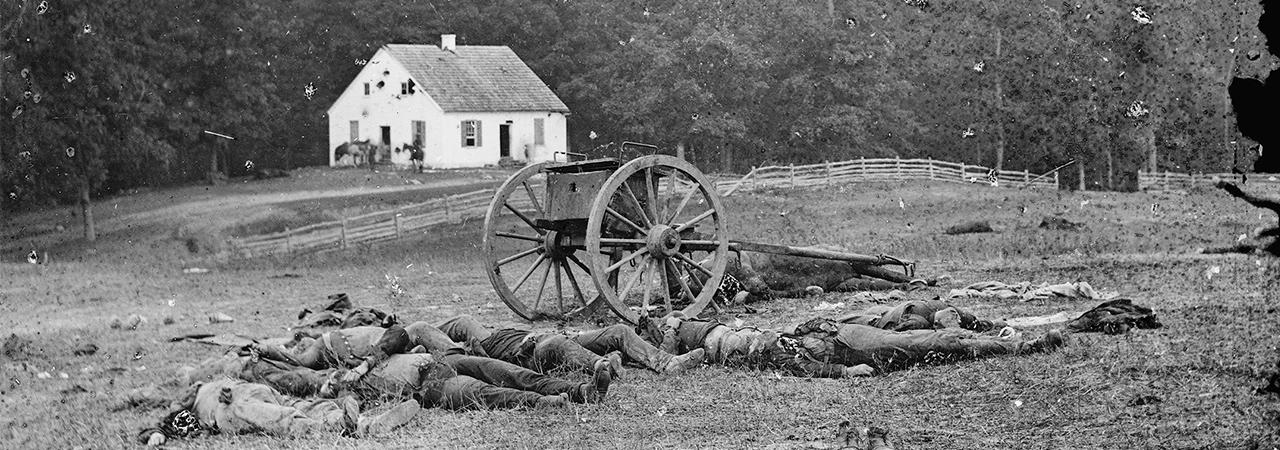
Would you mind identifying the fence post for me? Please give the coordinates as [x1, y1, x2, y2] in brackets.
[445, 196, 452, 222]
[859, 157, 866, 180]
[1053, 171, 1059, 189]
[789, 163, 796, 188]
[894, 156, 901, 179]
[1190, 172, 1197, 186]
[1163, 171, 1170, 190]
[394, 210, 403, 239]
[341, 218, 349, 249]
[959, 163, 967, 182]
[1023, 171, 1030, 183]
[825, 160, 832, 185]
[927, 158, 935, 180]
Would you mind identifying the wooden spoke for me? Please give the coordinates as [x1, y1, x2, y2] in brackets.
[533, 257, 553, 311]
[605, 248, 649, 273]
[511, 254, 546, 293]
[644, 168, 660, 224]
[657, 259, 674, 314]
[504, 203, 543, 234]
[521, 181, 544, 216]
[615, 256, 650, 305]
[621, 182, 653, 228]
[674, 252, 714, 277]
[642, 259, 654, 314]
[675, 209, 716, 233]
[667, 259, 698, 302]
[562, 259, 588, 306]
[662, 169, 676, 221]
[497, 246, 541, 267]
[553, 258, 564, 312]
[495, 231, 542, 243]
[567, 254, 592, 275]
[605, 207, 646, 234]
[666, 183, 700, 225]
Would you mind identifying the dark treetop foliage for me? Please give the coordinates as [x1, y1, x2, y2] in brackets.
[0, 0, 1268, 211]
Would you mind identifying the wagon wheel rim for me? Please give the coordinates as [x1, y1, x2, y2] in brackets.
[483, 162, 597, 321]
[585, 155, 729, 324]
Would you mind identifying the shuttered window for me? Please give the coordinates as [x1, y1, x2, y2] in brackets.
[461, 120, 481, 147]
[412, 121, 425, 147]
[349, 120, 359, 141]
[534, 118, 545, 146]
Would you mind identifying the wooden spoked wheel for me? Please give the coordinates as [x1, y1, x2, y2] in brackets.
[482, 162, 601, 320]
[585, 155, 729, 324]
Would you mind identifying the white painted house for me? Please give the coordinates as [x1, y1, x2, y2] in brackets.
[327, 36, 570, 169]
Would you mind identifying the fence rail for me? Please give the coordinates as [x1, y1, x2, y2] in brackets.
[225, 157, 1055, 258]
[1138, 171, 1280, 193]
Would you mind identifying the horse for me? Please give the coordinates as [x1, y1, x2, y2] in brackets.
[405, 143, 424, 173]
[334, 139, 373, 167]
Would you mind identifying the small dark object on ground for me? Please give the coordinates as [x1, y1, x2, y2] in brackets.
[1260, 361, 1280, 395]
[1128, 394, 1162, 406]
[72, 342, 99, 356]
[253, 168, 290, 180]
[1040, 216, 1085, 231]
[944, 220, 994, 235]
[270, 273, 304, 279]
[1066, 299, 1161, 334]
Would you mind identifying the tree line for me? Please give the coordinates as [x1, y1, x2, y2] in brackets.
[0, 0, 1267, 232]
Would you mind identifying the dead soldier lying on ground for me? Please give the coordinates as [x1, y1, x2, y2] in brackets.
[244, 321, 613, 403]
[136, 376, 422, 447]
[687, 249, 937, 305]
[636, 315, 1064, 378]
[435, 314, 705, 376]
[193, 343, 611, 408]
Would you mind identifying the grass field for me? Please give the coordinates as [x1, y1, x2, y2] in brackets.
[1, 177, 1278, 449]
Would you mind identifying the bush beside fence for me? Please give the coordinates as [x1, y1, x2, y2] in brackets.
[225, 157, 1056, 258]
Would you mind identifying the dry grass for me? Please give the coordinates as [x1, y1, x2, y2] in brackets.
[2, 180, 1278, 449]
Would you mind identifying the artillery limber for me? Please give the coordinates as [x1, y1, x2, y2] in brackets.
[482, 143, 915, 324]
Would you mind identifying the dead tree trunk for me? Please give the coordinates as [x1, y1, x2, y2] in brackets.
[1216, 181, 1279, 254]
[79, 176, 96, 242]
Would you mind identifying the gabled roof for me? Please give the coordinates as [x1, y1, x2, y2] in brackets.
[383, 44, 569, 113]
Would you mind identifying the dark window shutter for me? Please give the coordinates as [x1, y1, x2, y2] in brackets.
[476, 121, 482, 147]
[460, 121, 467, 146]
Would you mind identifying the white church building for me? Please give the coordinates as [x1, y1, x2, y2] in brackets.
[327, 35, 570, 168]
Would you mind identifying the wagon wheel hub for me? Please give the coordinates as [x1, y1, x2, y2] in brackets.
[646, 224, 681, 258]
[543, 230, 568, 259]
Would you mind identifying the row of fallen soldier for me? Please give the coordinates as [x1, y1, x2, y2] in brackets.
[137, 295, 1158, 446]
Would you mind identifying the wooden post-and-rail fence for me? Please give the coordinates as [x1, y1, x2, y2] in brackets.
[226, 157, 1057, 259]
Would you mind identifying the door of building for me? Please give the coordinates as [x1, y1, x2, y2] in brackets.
[499, 123, 511, 158]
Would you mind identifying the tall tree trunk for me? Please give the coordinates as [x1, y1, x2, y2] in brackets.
[718, 144, 733, 173]
[993, 29, 1005, 172]
[79, 176, 95, 242]
[1106, 147, 1115, 190]
[208, 144, 218, 185]
[1077, 159, 1086, 191]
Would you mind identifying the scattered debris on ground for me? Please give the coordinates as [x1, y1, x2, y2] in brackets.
[944, 220, 994, 235]
[1039, 215, 1085, 231]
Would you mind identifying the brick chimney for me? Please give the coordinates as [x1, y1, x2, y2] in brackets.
[441, 34, 456, 52]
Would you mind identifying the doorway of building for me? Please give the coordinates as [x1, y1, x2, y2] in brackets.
[380, 126, 391, 164]
[499, 122, 511, 158]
